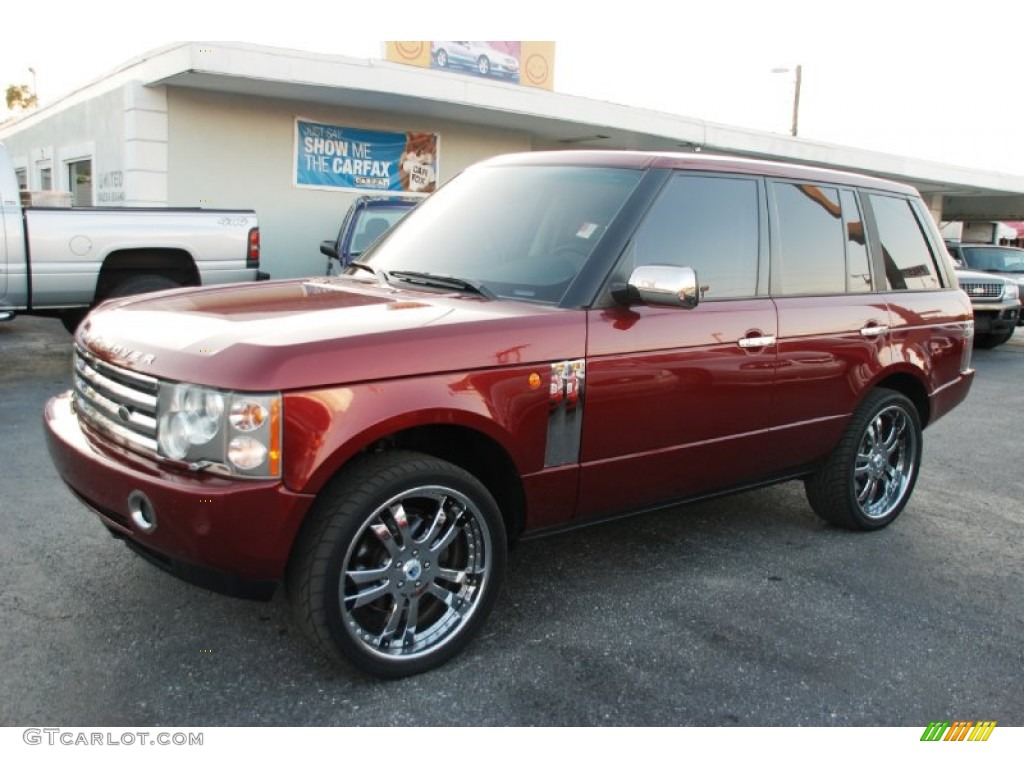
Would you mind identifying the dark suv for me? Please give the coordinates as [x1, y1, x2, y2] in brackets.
[46, 151, 975, 677]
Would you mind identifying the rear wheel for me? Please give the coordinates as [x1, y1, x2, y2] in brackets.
[288, 450, 507, 678]
[105, 273, 180, 299]
[805, 389, 922, 530]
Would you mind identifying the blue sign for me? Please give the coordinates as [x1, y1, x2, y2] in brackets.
[295, 120, 438, 193]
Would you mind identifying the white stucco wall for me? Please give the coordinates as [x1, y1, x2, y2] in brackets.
[0, 82, 170, 207]
[166, 87, 532, 279]
[1, 88, 123, 201]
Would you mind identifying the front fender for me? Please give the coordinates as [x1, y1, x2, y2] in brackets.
[282, 365, 550, 494]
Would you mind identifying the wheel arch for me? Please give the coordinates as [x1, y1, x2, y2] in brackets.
[96, 248, 199, 298]
[869, 370, 931, 428]
[380, 424, 527, 541]
[291, 412, 529, 543]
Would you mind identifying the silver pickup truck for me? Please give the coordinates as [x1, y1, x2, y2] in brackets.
[0, 143, 266, 331]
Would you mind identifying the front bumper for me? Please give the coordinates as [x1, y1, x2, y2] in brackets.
[972, 306, 1019, 334]
[44, 392, 314, 596]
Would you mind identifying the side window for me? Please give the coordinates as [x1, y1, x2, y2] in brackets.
[774, 183, 845, 294]
[868, 194, 942, 290]
[631, 175, 759, 299]
[842, 190, 872, 292]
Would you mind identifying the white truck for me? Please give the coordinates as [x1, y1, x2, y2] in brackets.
[0, 143, 266, 331]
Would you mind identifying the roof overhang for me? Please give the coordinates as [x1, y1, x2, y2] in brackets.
[7, 41, 1024, 220]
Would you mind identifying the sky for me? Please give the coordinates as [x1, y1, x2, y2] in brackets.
[3, 0, 1023, 175]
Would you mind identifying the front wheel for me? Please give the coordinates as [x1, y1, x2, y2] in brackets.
[974, 328, 1014, 348]
[804, 389, 922, 530]
[288, 451, 507, 678]
[477, 56, 491, 76]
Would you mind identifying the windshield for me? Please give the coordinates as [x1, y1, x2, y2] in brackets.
[349, 207, 414, 256]
[356, 164, 644, 303]
[961, 246, 1024, 273]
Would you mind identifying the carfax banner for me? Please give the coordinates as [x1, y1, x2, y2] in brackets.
[294, 119, 438, 194]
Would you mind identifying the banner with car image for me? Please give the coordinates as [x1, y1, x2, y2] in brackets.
[384, 42, 555, 90]
[294, 119, 439, 194]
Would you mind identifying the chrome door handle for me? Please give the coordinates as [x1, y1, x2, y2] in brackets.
[737, 335, 776, 349]
[860, 325, 889, 337]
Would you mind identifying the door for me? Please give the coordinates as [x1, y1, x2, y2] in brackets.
[769, 183, 891, 466]
[577, 173, 778, 519]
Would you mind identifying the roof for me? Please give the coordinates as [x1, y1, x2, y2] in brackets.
[486, 150, 917, 194]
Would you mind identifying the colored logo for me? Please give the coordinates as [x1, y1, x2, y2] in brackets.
[920, 721, 996, 742]
[523, 53, 550, 86]
[394, 42, 425, 61]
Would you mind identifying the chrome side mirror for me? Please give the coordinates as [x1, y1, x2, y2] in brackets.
[616, 265, 700, 309]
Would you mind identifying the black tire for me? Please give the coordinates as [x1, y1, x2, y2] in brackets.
[477, 56, 490, 76]
[287, 450, 507, 678]
[60, 309, 88, 334]
[974, 328, 1014, 349]
[105, 274, 180, 299]
[804, 388, 922, 530]
[435, 49, 448, 68]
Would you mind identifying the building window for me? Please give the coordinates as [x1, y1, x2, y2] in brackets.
[68, 159, 93, 207]
[15, 168, 27, 190]
[38, 166, 52, 191]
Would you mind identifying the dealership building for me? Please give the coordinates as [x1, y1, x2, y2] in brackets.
[3, 41, 1024, 280]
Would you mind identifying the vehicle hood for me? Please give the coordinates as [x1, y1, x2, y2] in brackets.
[77, 278, 585, 391]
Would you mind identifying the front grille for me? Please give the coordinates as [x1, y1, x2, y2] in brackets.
[73, 344, 160, 457]
[959, 281, 1004, 300]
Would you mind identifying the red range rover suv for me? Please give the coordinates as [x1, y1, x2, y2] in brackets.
[45, 151, 975, 677]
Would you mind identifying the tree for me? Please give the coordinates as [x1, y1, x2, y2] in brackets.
[5, 84, 37, 112]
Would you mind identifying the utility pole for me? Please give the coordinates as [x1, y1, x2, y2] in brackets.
[771, 65, 803, 137]
[790, 64, 802, 137]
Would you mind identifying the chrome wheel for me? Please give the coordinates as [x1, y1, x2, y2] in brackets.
[341, 485, 493, 660]
[288, 451, 506, 678]
[435, 49, 448, 68]
[804, 389, 922, 530]
[854, 405, 917, 519]
[477, 56, 490, 76]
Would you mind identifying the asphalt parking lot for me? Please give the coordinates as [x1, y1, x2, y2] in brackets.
[1, 315, 1021, 726]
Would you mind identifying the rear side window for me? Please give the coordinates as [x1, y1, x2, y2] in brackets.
[869, 194, 942, 290]
[774, 183, 846, 295]
[631, 175, 760, 299]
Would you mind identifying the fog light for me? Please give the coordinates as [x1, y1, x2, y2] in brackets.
[127, 490, 157, 533]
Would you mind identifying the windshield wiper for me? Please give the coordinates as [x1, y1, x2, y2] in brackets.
[388, 270, 496, 299]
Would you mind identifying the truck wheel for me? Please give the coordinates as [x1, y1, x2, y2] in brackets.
[105, 274, 180, 299]
[60, 310, 88, 334]
[804, 389, 922, 530]
[287, 450, 507, 678]
[974, 328, 1014, 349]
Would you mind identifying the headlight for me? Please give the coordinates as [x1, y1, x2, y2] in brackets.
[1006, 282, 1020, 301]
[156, 383, 281, 478]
